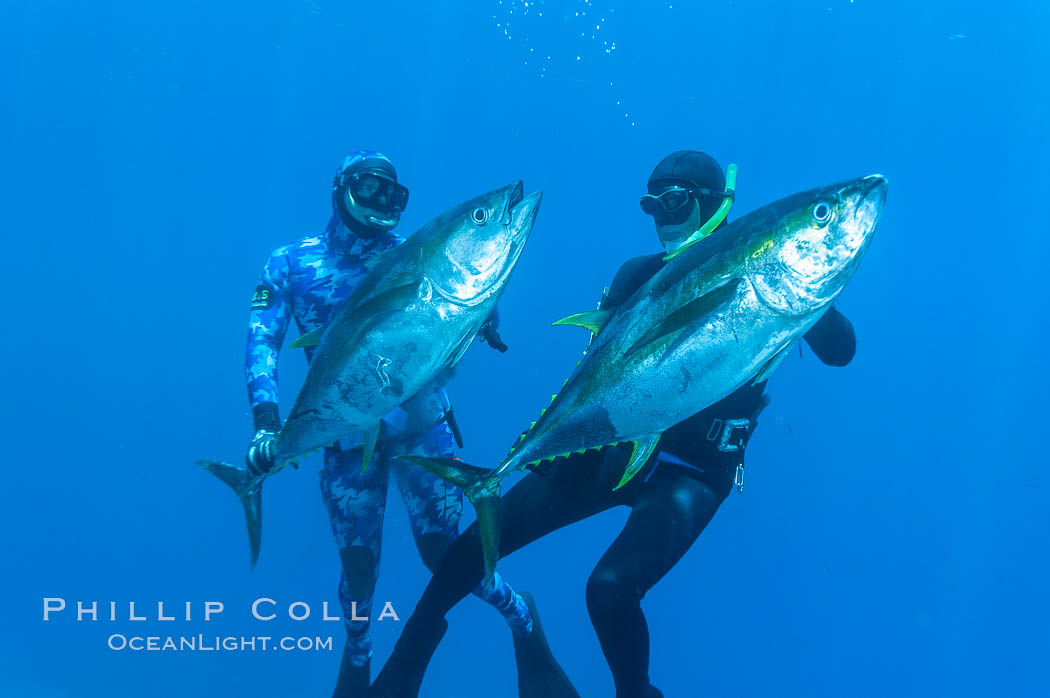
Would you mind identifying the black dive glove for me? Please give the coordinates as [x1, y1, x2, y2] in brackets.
[479, 309, 509, 353]
[246, 402, 281, 477]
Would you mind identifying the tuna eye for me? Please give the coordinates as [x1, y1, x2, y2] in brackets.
[472, 207, 489, 225]
[812, 202, 832, 225]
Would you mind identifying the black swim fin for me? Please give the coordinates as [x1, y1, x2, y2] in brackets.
[513, 592, 579, 698]
[368, 613, 448, 698]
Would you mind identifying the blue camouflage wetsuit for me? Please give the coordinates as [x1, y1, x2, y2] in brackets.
[245, 178, 530, 668]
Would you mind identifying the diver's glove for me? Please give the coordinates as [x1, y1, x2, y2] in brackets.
[479, 309, 509, 353]
[246, 401, 281, 477]
[245, 428, 279, 477]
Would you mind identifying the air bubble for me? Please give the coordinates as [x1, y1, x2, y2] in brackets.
[494, 0, 639, 126]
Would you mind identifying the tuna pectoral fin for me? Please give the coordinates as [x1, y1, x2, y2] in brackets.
[396, 455, 503, 581]
[195, 460, 264, 571]
[293, 283, 418, 351]
[552, 309, 613, 335]
[290, 325, 326, 348]
[613, 435, 661, 491]
[751, 341, 796, 385]
[625, 278, 742, 360]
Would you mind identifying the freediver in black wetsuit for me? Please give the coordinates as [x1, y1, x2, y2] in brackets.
[368, 151, 857, 698]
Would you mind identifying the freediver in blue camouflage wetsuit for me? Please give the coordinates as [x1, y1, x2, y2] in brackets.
[243, 151, 547, 698]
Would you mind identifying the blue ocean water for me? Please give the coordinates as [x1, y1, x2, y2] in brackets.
[2, 1, 1047, 696]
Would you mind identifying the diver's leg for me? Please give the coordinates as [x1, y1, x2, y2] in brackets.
[384, 392, 470, 574]
[420, 448, 621, 618]
[585, 471, 724, 698]
[393, 422, 534, 635]
[389, 419, 463, 572]
[371, 451, 619, 698]
[395, 426, 580, 698]
[321, 444, 390, 698]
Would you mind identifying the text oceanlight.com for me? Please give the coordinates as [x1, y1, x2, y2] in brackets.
[107, 634, 333, 652]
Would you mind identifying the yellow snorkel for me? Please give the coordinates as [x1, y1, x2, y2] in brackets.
[663, 163, 737, 261]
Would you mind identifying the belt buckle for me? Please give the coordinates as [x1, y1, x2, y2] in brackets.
[717, 418, 750, 453]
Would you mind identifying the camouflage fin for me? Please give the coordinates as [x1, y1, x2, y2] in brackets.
[362, 423, 380, 472]
[613, 434, 661, 491]
[752, 341, 795, 385]
[195, 459, 264, 571]
[625, 278, 742, 360]
[396, 455, 503, 582]
[290, 325, 326, 349]
[552, 309, 613, 335]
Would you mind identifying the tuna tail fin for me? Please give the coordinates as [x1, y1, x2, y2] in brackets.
[196, 460, 264, 571]
[396, 456, 502, 582]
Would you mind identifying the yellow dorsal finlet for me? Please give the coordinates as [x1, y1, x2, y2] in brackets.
[552, 309, 613, 335]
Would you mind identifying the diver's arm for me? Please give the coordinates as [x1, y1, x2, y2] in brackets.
[803, 306, 856, 367]
[605, 253, 666, 308]
[245, 249, 293, 431]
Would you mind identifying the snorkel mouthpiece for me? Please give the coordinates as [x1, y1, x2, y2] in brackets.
[366, 214, 398, 228]
[663, 163, 738, 261]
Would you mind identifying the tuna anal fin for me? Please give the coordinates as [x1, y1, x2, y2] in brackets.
[397, 455, 502, 581]
[552, 309, 613, 335]
[290, 326, 326, 349]
[614, 435, 661, 491]
[752, 341, 796, 385]
[196, 460, 264, 571]
[362, 423, 380, 472]
[625, 278, 742, 360]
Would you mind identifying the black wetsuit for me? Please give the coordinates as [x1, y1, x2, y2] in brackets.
[404, 252, 856, 698]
